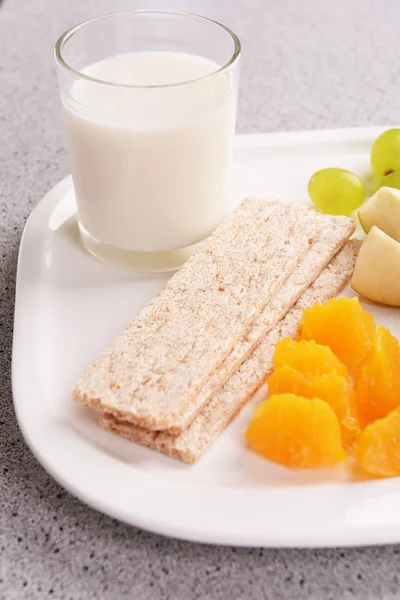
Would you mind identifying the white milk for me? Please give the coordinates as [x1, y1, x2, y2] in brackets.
[63, 52, 236, 253]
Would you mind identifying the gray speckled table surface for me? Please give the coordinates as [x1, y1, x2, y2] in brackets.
[1, 0, 400, 598]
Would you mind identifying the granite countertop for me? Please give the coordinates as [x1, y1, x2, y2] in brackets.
[1, 0, 400, 598]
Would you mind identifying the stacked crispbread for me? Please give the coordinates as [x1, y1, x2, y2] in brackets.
[74, 198, 358, 463]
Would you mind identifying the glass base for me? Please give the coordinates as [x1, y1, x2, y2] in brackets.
[79, 223, 198, 273]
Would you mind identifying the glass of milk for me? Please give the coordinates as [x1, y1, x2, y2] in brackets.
[55, 11, 240, 271]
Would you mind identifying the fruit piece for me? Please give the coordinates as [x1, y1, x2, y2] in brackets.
[376, 171, 400, 193]
[355, 326, 400, 426]
[245, 394, 347, 468]
[358, 186, 400, 242]
[273, 338, 349, 378]
[307, 168, 366, 216]
[351, 226, 400, 307]
[267, 366, 360, 450]
[356, 408, 400, 477]
[299, 297, 376, 371]
[370, 129, 400, 179]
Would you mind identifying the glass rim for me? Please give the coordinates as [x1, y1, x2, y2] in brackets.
[54, 10, 241, 89]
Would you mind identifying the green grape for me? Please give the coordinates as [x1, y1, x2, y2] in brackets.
[376, 171, 400, 191]
[370, 129, 400, 179]
[308, 168, 366, 216]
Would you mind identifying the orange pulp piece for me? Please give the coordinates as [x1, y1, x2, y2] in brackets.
[267, 366, 360, 450]
[273, 338, 349, 378]
[245, 393, 347, 468]
[299, 297, 376, 372]
[355, 325, 400, 426]
[356, 407, 400, 477]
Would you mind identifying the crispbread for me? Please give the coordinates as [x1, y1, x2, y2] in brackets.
[74, 198, 322, 432]
[166, 214, 355, 434]
[100, 240, 360, 463]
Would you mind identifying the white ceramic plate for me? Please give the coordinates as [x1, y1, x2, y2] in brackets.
[13, 127, 400, 548]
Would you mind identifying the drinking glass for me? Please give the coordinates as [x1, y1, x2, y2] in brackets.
[55, 11, 241, 271]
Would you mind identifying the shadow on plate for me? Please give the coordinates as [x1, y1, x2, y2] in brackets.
[41, 214, 170, 291]
[67, 401, 372, 489]
[69, 404, 191, 473]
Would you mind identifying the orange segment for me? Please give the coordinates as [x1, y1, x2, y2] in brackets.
[267, 366, 360, 450]
[356, 407, 400, 478]
[355, 326, 400, 426]
[245, 394, 347, 468]
[299, 297, 376, 372]
[273, 338, 349, 378]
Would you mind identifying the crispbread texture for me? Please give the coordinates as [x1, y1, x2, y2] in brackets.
[166, 214, 355, 434]
[100, 240, 359, 463]
[74, 198, 321, 431]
